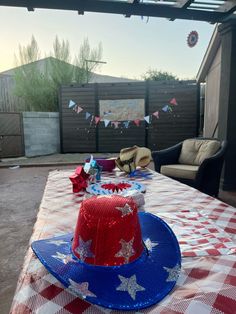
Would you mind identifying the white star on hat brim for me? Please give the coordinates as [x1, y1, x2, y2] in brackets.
[68, 279, 97, 299]
[116, 274, 145, 300]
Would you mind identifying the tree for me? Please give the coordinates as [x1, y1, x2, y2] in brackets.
[13, 36, 103, 111]
[142, 69, 179, 82]
[48, 36, 74, 88]
[74, 38, 103, 83]
[14, 36, 56, 111]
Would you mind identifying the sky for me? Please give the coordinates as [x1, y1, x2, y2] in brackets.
[0, 6, 214, 80]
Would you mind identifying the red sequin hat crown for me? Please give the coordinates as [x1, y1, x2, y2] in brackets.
[72, 195, 144, 266]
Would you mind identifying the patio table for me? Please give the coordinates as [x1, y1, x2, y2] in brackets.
[10, 169, 236, 314]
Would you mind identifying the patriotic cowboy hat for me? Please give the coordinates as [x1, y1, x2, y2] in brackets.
[31, 195, 181, 311]
[116, 146, 151, 173]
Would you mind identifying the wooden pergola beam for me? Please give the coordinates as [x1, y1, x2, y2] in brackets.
[0, 0, 226, 23]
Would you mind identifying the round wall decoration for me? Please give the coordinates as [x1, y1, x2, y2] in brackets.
[187, 31, 199, 48]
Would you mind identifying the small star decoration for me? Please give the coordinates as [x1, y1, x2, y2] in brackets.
[116, 203, 133, 217]
[68, 279, 96, 299]
[164, 264, 181, 282]
[115, 238, 135, 263]
[75, 236, 94, 262]
[116, 274, 145, 300]
[144, 238, 158, 252]
[52, 252, 73, 264]
[47, 240, 68, 246]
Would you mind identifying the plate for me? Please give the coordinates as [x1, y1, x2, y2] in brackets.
[86, 180, 146, 195]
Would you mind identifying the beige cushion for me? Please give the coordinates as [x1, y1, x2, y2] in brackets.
[178, 139, 221, 166]
[161, 164, 199, 180]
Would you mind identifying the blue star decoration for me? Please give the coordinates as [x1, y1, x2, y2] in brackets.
[163, 264, 181, 282]
[115, 238, 135, 263]
[75, 236, 94, 262]
[68, 279, 96, 299]
[116, 274, 145, 300]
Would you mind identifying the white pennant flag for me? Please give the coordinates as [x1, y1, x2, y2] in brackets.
[104, 119, 110, 127]
[144, 115, 150, 124]
[68, 100, 76, 108]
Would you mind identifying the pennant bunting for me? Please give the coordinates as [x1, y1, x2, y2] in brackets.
[144, 115, 150, 124]
[104, 119, 110, 127]
[68, 100, 76, 108]
[75, 106, 83, 114]
[89, 115, 94, 127]
[112, 121, 120, 129]
[134, 119, 141, 127]
[170, 98, 178, 106]
[95, 116, 101, 125]
[152, 111, 159, 119]
[123, 121, 130, 128]
[162, 105, 169, 112]
[85, 112, 91, 120]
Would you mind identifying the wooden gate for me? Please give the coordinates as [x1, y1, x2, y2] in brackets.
[0, 112, 24, 158]
[60, 81, 198, 153]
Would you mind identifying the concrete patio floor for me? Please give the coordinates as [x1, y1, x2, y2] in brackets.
[0, 156, 235, 314]
[0, 153, 115, 168]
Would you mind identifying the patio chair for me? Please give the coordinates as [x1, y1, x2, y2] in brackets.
[152, 138, 227, 197]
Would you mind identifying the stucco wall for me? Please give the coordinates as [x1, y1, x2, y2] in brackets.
[23, 112, 60, 157]
[203, 45, 222, 137]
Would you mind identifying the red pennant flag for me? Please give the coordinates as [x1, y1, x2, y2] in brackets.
[95, 116, 101, 125]
[170, 98, 178, 106]
[134, 119, 141, 127]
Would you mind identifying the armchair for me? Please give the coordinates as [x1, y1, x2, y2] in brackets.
[152, 138, 227, 197]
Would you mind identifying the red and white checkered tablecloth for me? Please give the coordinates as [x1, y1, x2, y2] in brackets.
[10, 169, 236, 314]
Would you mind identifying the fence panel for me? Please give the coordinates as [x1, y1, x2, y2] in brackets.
[0, 112, 24, 157]
[148, 80, 198, 150]
[60, 81, 198, 153]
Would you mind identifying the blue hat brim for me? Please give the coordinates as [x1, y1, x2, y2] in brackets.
[31, 212, 181, 311]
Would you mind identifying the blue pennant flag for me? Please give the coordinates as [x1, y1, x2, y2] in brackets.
[85, 112, 91, 120]
[123, 121, 130, 128]
[162, 105, 169, 112]
[68, 100, 76, 108]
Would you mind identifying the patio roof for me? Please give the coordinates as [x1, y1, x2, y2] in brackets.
[0, 0, 236, 24]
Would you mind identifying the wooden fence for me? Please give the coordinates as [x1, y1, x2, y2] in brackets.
[0, 75, 25, 112]
[0, 112, 24, 157]
[60, 81, 199, 153]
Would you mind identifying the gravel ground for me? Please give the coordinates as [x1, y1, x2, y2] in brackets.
[0, 166, 75, 314]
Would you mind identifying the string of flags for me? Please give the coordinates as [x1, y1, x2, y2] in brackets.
[68, 98, 178, 129]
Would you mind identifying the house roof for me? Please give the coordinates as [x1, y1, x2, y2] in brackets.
[0, 57, 138, 83]
[0, 0, 236, 23]
[196, 25, 221, 83]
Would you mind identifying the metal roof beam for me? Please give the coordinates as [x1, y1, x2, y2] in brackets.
[0, 0, 227, 23]
[170, 0, 194, 21]
[125, 0, 140, 17]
